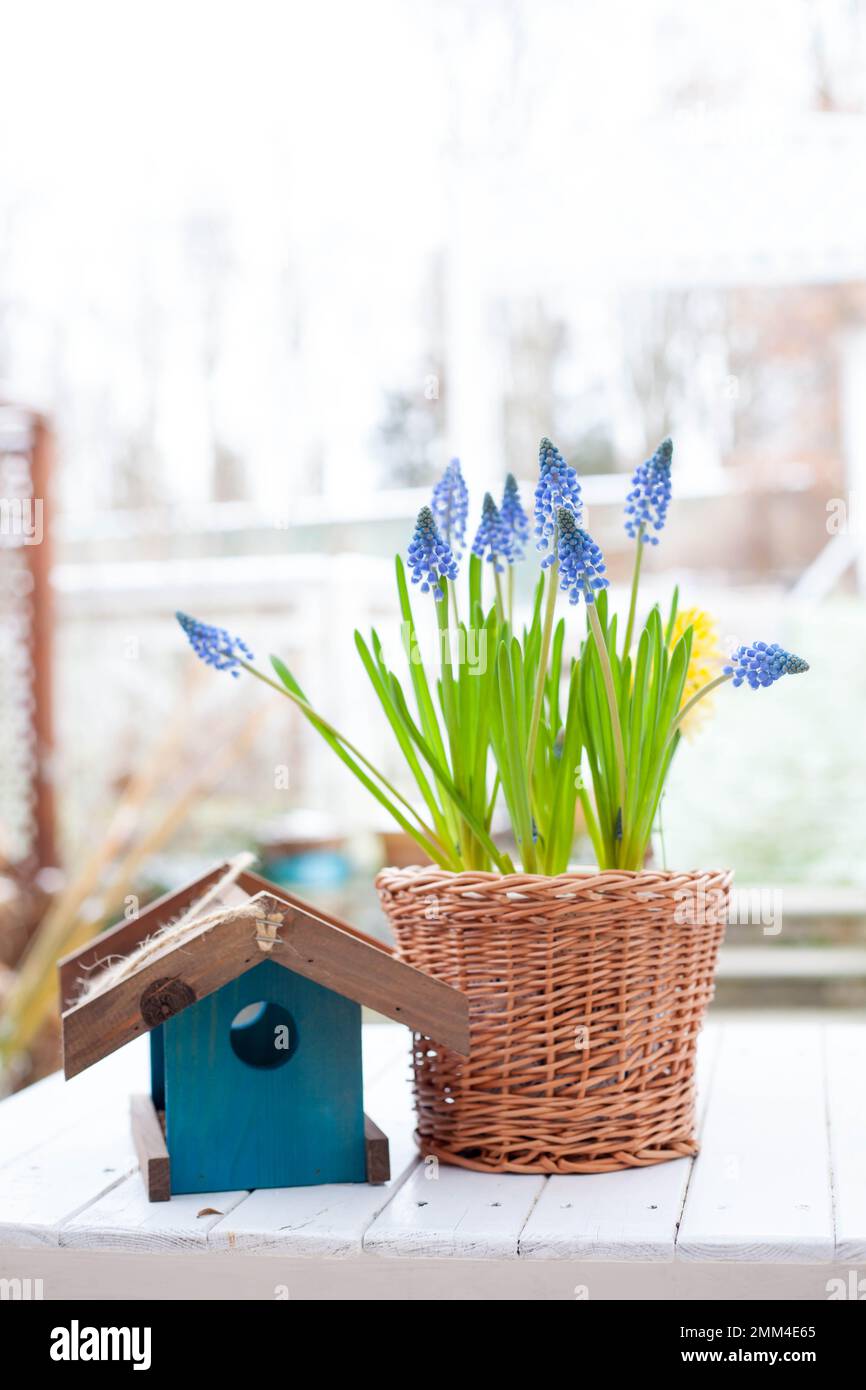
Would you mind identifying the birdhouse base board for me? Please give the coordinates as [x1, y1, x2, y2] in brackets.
[129, 1095, 390, 1201]
[364, 1113, 391, 1184]
[130, 1094, 171, 1202]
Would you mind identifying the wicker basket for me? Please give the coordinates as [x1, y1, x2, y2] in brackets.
[376, 865, 730, 1174]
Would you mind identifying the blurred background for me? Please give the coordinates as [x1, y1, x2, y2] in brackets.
[1, 0, 865, 1086]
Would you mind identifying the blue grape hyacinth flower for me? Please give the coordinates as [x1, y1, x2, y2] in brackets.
[625, 437, 673, 544]
[431, 457, 469, 559]
[472, 492, 512, 573]
[176, 612, 254, 677]
[500, 473, 529, 560]
[407, 505, 458, 601]
[556, 507, 610, 605]
[724, 642, 810, 690]
[534, 437, 583, 567]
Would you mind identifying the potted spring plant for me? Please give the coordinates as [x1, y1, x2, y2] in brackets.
[177, 437, 808, 1174]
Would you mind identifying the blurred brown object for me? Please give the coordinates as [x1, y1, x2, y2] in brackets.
[0, 872, 48, 969]
[0, 404, 58, 875]
[381, 830, 431, 869]
[0, 854, 58, 969]
[0, 960, 59, 1088]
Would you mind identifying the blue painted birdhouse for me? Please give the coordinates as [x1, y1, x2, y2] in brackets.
[59, 862, 469, 1201]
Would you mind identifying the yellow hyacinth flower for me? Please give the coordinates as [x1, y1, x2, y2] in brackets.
[670, 607, 724, 737]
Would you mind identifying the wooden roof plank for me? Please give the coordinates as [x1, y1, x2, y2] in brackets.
[58, 862, 398, 1012]
[61, 894, 469, 1079]
[57, 862, 238, 1009]
[61, 909, 262, 1080]
[267, 899, 468, 1053]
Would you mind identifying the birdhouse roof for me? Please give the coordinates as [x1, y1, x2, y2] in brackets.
[58, 862, 469, 1079]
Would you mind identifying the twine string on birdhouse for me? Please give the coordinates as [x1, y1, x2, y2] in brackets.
[74, 853, 281, 1003]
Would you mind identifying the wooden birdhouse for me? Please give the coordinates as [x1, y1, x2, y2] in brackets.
[58, 861, 469, 1200]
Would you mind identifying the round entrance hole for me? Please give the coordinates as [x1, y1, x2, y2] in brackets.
[229, 1000, 296, 1069]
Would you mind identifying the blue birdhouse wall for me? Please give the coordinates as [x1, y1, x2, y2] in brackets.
[152, 958, 367, 1193]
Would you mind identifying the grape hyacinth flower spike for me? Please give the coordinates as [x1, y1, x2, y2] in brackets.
[176, 611, 254, 676]
[534, 437, 582, 567]
[625, 437, 673, 544]
[407, 505, 458, 601]
[431, 457, 469, 559]
[500, 473, 529, 560]
[556, 507, 610, 605]
[472, 492, 511, 572]
[724, 642, 810, 690]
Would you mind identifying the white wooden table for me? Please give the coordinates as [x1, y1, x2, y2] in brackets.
[1, 1018, 864, 1301]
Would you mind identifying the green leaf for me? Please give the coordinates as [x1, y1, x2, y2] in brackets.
[388, 673, 513, 873]
[664, 584, 680, 646]
[354, 630, 452, 850]
[267, 654, 453, 868]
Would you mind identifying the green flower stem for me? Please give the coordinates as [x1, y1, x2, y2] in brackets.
[668, 671, 732, 739]
[493, 563, 506, 626]
[526, 555, 559, 785]
[241, 662, 448, 859]
[448, 577, 460, 632]
[586, 600, 627, 850]
[507, 565, 515, 627]
[435, 583, 471, 861]
[664, 583, 680, 645]
[577, 785, 605, 868]
[395, 556, 460, 850]
[622, 524, 645, 656]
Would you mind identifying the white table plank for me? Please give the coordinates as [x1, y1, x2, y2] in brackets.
[8, 1024, 410, 1257]
[677, 1021, 834, 1263]
[364, 1165, 546, 1259]
[826, 1021, 866, 1263]
[519, 1024, 722, 1260]
[0, 1038, 149, 1168]
[206, 1035, 418, 1256]
[521, 1161, 689, 1261]
[0, 1099, 139, 1247]
[1, 1018, 860, 1281]
[59, 1179, 249, 1253]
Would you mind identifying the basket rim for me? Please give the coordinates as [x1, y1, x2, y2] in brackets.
[376, 863, 733, 890]
[375, 861, 728, 884]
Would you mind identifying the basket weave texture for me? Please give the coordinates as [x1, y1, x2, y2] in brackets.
[376, 865, 730, 1174]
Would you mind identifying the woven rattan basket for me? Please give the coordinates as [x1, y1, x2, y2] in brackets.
[376, 865, 730, 1174]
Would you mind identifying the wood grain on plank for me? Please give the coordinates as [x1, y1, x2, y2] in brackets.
[676, 1020, 834, 1263]
[129, 1095, 170, 1202]
[59, 1175, 248, 1254]
[364, 1166, 547, 1259]
[364, 1115, 391, 1184]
